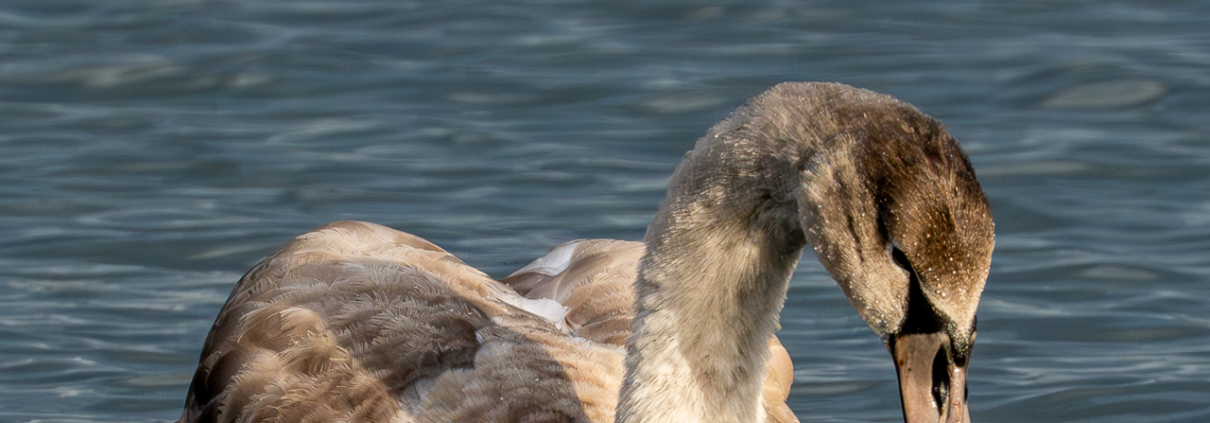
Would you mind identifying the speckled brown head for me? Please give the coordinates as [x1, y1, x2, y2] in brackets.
[844, 89, 994, 354]
[842, 87, 993, 423]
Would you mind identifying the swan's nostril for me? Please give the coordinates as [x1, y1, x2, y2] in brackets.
[931, 346, 949, 411]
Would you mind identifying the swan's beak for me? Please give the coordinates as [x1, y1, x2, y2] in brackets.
[891, 331, 971, 423]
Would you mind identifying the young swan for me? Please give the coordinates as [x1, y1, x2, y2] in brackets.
[616, 82, 992, 423]
[179, 82, 992, 423]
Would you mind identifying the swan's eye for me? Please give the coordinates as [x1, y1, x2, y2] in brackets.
[891, 246, 912, 271]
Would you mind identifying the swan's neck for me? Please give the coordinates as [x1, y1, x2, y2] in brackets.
[617, 179, 805, 423]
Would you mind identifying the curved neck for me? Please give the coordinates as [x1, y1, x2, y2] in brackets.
[616, 147, 806, 423]
[614, 81, 994, 422]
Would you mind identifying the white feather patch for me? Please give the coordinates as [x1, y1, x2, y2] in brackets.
[499, 295, 570, 330]
[508, 241, 582, 277]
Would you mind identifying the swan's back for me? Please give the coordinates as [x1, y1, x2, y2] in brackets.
[501, 239, 797, 423]
[180, 220, 796, 423]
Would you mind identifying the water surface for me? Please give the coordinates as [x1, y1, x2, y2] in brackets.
[1, 1, 1208, 422]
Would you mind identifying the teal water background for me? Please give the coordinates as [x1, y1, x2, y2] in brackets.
[1, 1, 1208, 421]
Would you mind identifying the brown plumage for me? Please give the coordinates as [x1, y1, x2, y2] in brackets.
[180, 82, 994, 423]
[180, 222, 794, 423]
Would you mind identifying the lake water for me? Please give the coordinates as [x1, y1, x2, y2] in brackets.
[1, 1, 1208, 422]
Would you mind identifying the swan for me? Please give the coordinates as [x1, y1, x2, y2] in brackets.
[179, 82, 994, 423]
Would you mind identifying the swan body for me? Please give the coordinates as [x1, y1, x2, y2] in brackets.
[180, 82, 994, 423]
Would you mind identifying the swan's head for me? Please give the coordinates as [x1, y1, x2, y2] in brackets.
[843, 106, 993, 423]
[698, 82, 994, 422]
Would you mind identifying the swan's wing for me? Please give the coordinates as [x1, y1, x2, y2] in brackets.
[501, 239, 645, 347]
[180, 221, 621, 423]
[501, 240, 800, 423]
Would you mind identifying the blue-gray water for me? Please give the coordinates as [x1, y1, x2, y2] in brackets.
[1, 1, 1208, 422]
